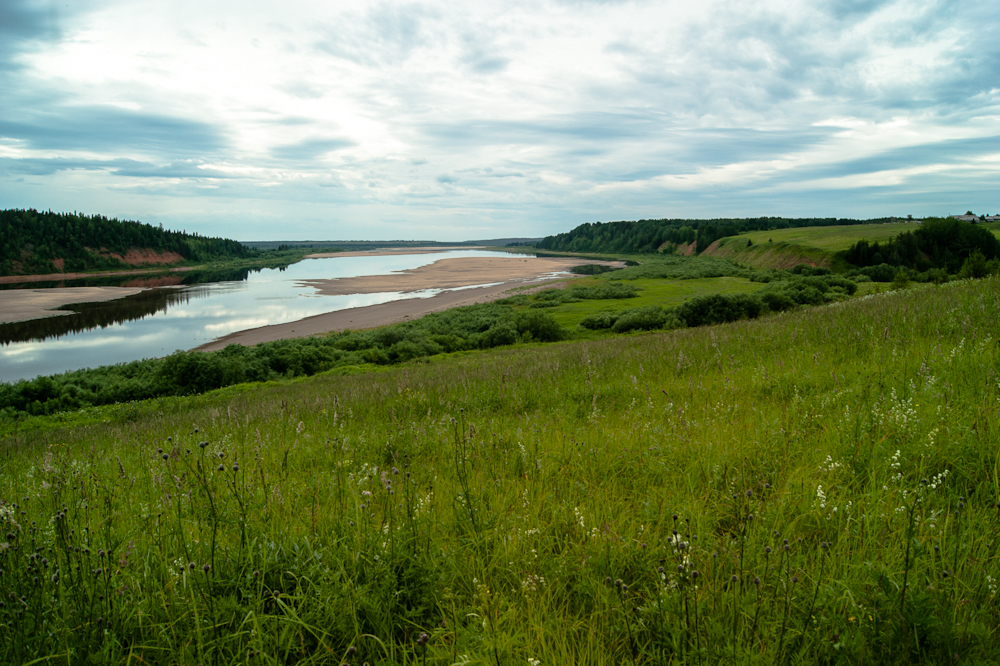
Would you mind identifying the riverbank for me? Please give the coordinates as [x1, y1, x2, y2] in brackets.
[199, 255, 622, 350]
[0, 286, 150, 324]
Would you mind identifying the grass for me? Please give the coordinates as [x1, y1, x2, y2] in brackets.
[739, 223, 922, 252]
[539, 276, 765, 334]
[703, 223, 924, 271]
[1, 276, 999, 664]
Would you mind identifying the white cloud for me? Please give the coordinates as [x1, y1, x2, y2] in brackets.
[1, 0, 997, 239]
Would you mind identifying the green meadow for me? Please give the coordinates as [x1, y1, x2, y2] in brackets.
[739, 223, 921, 252]
[533, 276, 765, 335]
[705, 223, 926, 271]
[2, 274, 999, 664]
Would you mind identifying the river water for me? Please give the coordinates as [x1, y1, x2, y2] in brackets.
[0, 250, 529, 383]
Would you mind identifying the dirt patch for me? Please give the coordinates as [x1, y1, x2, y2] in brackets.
[52, 258, 65, 271]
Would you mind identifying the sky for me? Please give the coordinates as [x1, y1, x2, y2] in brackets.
[0, 0, 998, 241]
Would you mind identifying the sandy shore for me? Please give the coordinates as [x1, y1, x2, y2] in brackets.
[305, 246, 481, 259]
[198, 255, 621, 351]
[298, 256, 590, 295]
[0, 266, 194, 285]
[0, 287, 148, 324]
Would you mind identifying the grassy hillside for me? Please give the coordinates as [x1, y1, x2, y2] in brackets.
[1, 276, 998, 664]
[700, 223, 922, 270]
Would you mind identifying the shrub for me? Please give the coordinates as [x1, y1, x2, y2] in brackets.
[578, 311, 619, 330]
[675, 294, 764, 327]
[514, 311, 566, 342]
[611, 306, 671, 333]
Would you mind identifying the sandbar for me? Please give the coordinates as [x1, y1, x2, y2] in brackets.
[305, 246, 481, 259]
[0, 287, 148, 324]
[0, 266, 194, 285]
[298, 256, 593, 295]
[198, 256, 622, 351]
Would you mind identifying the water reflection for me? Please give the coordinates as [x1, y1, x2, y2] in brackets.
[0, 288, 207, 345]
[0, 250, 532, 382]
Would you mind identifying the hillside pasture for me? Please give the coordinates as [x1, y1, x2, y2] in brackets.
[1, 276, 998, 664]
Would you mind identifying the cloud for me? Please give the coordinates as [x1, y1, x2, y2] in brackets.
[269, 137, 356, 160]
[0, 0, 997, 240]
[0, 105, 227, 157]
[313, 3, 439, 66]
[0, 0, 62, 70]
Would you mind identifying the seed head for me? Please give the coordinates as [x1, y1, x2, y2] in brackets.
[417, 632, 429, 646]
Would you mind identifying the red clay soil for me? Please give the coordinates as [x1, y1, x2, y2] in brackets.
[85, 248, 185, 265]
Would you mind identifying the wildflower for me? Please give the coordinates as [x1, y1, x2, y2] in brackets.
[417, 632, 429, 646]
[202, 564, 211, 573]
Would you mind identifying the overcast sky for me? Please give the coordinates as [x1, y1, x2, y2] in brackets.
[1, 0, 998, 241]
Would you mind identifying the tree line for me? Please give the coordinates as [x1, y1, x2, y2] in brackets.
[535, 216, 898, 254]
[0, 209, 256, 276]
[840, 218, 1000, 275]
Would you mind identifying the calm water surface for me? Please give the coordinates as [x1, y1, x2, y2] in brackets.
[0, 250, 535, 382]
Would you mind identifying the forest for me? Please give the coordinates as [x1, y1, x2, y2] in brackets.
[535, 216, 899, 254]
[0, 209, 256, 276]
[840, 217, 1000, 274]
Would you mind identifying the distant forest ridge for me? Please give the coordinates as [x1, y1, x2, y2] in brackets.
[536, 216, 904, 254]
[0, 209, 255, 277]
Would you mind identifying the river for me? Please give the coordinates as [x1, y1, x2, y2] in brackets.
[0, 250, 532, 382]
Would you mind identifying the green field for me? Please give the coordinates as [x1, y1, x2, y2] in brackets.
[740, 223, 921, 251]
[539, 276, 765, 333]
[703, 223, 926, 270]
[1, 275, 998, 664]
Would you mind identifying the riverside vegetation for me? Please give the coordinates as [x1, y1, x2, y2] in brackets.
[2, 258, 861, 419]
[1, 274, 999, 664]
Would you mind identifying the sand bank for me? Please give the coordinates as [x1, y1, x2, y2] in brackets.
[0, 287, 148, 324]
[0, 266, 195, 285]
[198, 256, 622, 351]
[304, 246, 481, 259]
[298, 256, 593, 295]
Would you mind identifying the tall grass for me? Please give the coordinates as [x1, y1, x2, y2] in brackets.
[1, 277, 999, 664]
